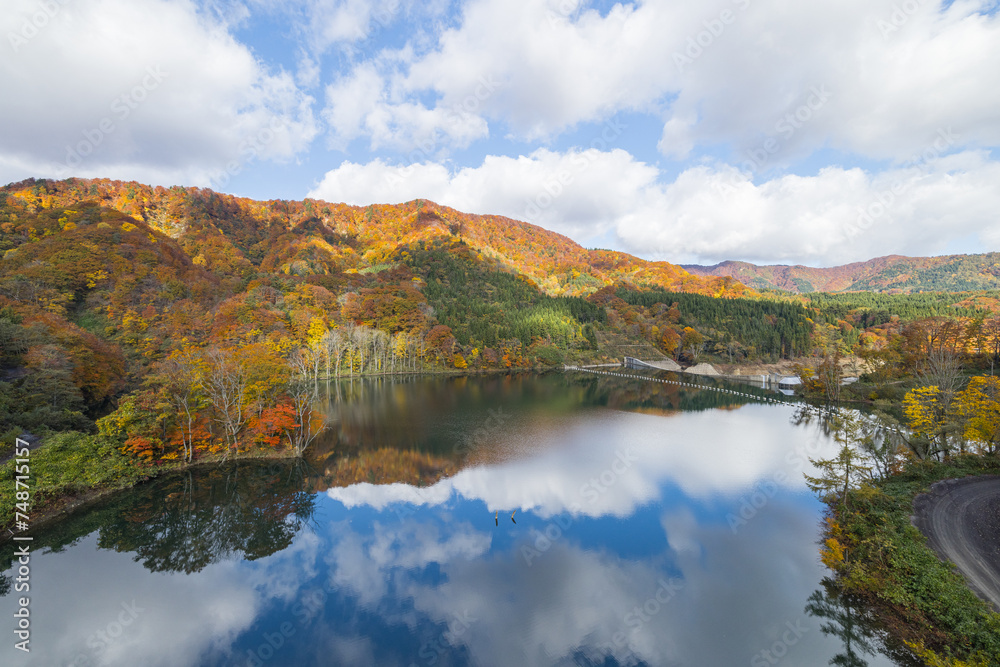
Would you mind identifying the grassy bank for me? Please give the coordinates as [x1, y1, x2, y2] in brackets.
[0, 431, 299, 537]
[821, 456, 1000, 665]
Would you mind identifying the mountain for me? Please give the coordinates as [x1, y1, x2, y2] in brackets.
[5, 176, 998, 470]
[683, 254, 1000, 294]
[1, 178, 746, 300]
[0, 177, 752, 436]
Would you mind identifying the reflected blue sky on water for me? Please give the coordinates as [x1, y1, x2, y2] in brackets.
[0, 374, 902, 666]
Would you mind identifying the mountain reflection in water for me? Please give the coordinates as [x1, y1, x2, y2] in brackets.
[0, 372, 908, 666]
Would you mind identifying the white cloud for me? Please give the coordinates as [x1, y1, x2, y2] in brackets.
[658, 0, 1000, 162]
[310, 147, 1000, 265]
[0, 533, 262, 667]
[308, 147, 655, 241]
[318, 0, 1000, 163]
[401, 0, 695, 139]
[0, 0, 317, 186]
[0, 402, 858, 667]
[326, 520, 492, 605]
[318, 499, 841, 666]
[251, 0, 424, 53]
[306, 0, 1000, 264]
[4, 0, 998, 265]
[317, 0, 695, 150]
[622, 150, 1000, 265]
[322, 62, 489, 152]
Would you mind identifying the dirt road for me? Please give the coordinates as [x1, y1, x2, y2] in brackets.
[912, 476, 1000, 611]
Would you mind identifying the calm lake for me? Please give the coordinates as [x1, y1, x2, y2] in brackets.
[2, 371, 911, 666]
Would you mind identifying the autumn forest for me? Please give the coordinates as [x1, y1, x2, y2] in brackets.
[2, 177, 1000, 472]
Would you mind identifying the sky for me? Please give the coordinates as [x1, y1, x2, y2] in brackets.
[2, 0, 999, 267]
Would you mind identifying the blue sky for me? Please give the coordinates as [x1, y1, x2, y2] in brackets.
[2, 0, 999, 266]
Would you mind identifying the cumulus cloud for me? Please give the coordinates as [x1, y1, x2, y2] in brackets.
[5, 0, 998, 265]
[0, 533, 263, 667]
[309, 147, 1000, 265]
[317, 0, 694, 150]
[308, 147, 654, 241]
[0, 0, 317, 186]
[319, 0, 1000, 161]
[322, 63, 489, 152]
[326, 520, 492, 605]
[306, 0, 1000, 263]
[658, 0, 1000, 162]
[622, 150, 1000, 265]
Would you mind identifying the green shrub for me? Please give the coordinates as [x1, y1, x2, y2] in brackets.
[1, 432, 149, 528]
[826, 456, 1000, 663]
[534, 345, 565, 366]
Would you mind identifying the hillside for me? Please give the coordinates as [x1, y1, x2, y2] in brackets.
[4, 176, 1000, 474]
[684, 254, 1000, 294]
[0, 177, 758, 455]
[1, 178, 746, 300]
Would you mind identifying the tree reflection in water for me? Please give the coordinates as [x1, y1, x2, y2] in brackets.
[805, 578, 921, 667]
[0, 460, 315, 582]
[99, 461, 316, 573]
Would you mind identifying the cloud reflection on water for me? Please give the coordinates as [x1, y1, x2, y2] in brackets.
[0, 375, 902, 666]
[326, 405, 836, 518]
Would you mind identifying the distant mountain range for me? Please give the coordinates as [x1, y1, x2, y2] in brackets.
[4, 178, 997, 298]
[683, 254, 1000, 294]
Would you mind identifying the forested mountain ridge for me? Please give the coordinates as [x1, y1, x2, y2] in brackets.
[3, 176, 1000, 487]
[1, 178, 746, 299]
[684, 253, 1000, 294]
[0, 176, 752, 463]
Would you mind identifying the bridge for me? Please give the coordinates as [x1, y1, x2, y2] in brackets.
[623, 357, 682, 372]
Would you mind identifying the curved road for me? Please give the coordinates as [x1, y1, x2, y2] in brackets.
[912, 476, 1000, 612]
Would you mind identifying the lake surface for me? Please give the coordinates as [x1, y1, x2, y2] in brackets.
[1, 371, 910, 666]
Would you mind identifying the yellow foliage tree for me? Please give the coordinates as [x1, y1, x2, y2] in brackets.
[903, 385, 955, 456]
[306, 317, 327, 348]
[951, 376, 1000, 455]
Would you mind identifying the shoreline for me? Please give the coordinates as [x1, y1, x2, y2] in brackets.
[1, 361, 808, 540]
[2, 363, 878, 549]
[1, 364, 567, 539]
[819, 457, 1000, 664]
[0, 447, 302, 544]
